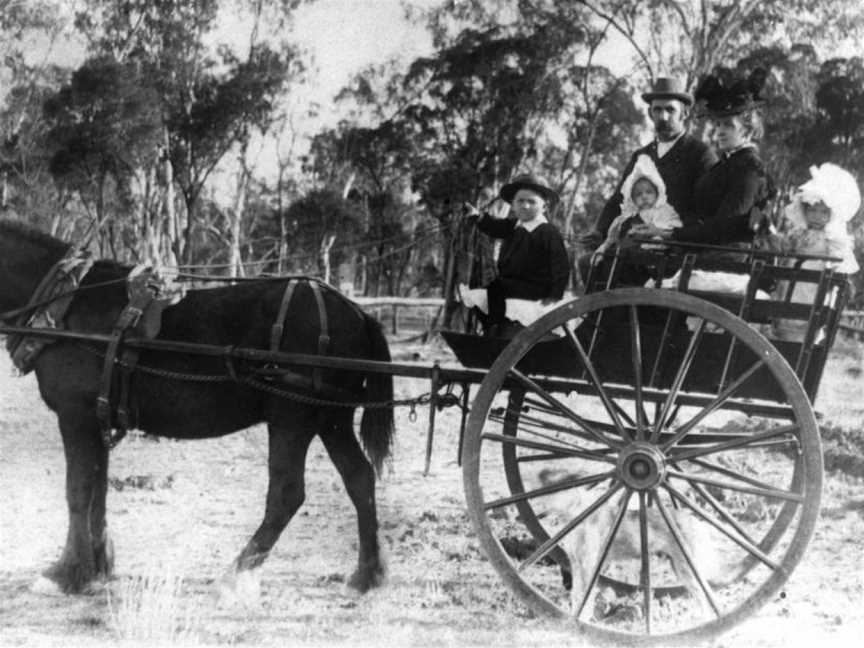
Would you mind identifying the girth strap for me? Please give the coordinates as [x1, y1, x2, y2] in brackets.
[96, 267, 159, 449]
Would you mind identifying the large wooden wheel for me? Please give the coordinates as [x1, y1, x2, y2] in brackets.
[462, 288, 822, 644]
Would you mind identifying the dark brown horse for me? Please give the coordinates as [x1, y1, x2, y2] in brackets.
[0, 219, 394, 595]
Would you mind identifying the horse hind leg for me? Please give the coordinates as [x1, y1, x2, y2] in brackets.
[221, 413, 315, 606]
[319, 411, 384, 593]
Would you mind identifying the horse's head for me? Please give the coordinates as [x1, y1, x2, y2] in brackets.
[0, 219, 70, 313]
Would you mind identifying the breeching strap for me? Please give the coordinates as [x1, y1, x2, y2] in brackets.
[268, 278, 331, 392]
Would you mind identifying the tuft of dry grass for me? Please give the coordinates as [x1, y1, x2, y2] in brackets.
[106, 566, 201, 645]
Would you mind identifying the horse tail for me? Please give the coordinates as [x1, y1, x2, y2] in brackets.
[359, 312, 394, 475]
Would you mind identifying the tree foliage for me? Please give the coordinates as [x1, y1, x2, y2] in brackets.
[2, 0, 863, 303]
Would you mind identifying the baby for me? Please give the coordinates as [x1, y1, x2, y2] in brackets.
[596, 154, 682, 255]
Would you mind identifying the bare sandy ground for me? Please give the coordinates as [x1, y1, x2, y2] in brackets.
[1, 340, 862, 647]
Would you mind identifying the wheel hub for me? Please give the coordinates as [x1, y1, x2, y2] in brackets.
[617, 442, 666, 490]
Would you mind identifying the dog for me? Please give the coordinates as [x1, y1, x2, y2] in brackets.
[537, 468, 720, 620]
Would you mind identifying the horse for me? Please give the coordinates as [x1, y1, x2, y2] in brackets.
[0, 219, 395, 597]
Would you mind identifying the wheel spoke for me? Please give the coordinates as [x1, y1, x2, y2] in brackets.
[655, 494, 721, 617]
[667, 468, 804, 503]
[520, 397, 637, 440]
[575, 488, 633, 618]
[493, 408, 610, 449]
[481, 433, 617, 464]
[611, 398, 638, 429]
[685, 456, 786, 493]
[660, 361, 767, 451]
[638, 491, 651, 635]
[484, 470, 615, 510]
[496, 413, 607, 454]
[668, 424, 798, 463]
[516, 452, 599, 463]
[563, 327, 633, 440]
[650, 317, 705, 443]
[629, 306, 647, 441]
[663, 482, 783, 572]
[670, 468, 759, 547]
[509, 368, 623, 449]
[519, 481, 624, 571]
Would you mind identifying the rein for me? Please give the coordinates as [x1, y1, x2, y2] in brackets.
[0, 276, 129, 324]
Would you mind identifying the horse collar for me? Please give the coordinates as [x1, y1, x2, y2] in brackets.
[6, 251, 94, 374]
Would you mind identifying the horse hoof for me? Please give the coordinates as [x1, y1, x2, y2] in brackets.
[217, 568, 261, 608]
[31, 575, 65, 596]
[95, 537, 116, 578]
[40, 561, 99, 595]
[347, 565, 386, 593]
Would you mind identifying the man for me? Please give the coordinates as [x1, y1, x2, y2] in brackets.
[579, 78, 717, 279]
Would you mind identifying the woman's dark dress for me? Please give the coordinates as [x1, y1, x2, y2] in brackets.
[672, 146, 775, 244]
[476, 215, 570, 322]
[587, 146, 774, 288]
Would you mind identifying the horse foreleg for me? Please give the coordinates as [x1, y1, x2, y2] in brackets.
[89, 442, 114, 579]
[42, 412, 107, 593]
[320, 414, 384, 593]
[221, 418, 315, 605]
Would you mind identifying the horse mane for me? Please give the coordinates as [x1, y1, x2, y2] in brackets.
[0, 218, 70, 257]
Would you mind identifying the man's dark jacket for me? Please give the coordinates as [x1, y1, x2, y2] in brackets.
[595, 134, 717, 237]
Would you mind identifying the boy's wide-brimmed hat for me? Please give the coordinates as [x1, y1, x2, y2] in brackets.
[641, 77, 693, 106]
[499, 174, 559, 204]
[695, 68, 768, 118]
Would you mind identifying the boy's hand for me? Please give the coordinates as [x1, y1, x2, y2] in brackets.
[462, 202, 481, 219]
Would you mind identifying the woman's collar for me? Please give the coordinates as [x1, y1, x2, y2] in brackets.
[719, 142, 757, 158]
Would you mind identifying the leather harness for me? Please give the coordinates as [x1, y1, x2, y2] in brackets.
[96, 266, 166, 448]
[97, 276, 336, 449]
[269, 278, 332, 391]
[6, 251, 94, 374]
[9, 265, 340, 450]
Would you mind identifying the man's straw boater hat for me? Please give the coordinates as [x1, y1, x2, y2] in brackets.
[641, 77, 694, 106]
[499, 173, 559, 204]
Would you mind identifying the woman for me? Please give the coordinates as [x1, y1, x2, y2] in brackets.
[631, 69, 775, 245]
[463, 174, 570, 332]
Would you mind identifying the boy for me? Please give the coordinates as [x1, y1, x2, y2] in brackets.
[462, 174, 570, 334]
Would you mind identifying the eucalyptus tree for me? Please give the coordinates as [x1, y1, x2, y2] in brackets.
[58, 0, 302, 265]
[0, 0, 80, 235]
[569, 0, 864, 83]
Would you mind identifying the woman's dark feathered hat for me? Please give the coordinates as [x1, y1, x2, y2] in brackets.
[695, 68, 768, 117]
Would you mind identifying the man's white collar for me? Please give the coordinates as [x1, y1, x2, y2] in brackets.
[656, 132, 685, 158]
[516, 215, 547, 232]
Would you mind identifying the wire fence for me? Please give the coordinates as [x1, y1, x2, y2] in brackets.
[839, 310, 864, 340]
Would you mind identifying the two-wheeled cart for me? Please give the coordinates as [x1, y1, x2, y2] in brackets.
[2, 241, 849, 645]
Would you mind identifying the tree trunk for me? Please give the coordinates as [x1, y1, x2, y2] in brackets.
[320, 234, 336, 284]
[162, 128, 180, 267]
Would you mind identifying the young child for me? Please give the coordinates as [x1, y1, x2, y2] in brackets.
[774, 163, 860, 341]
[459, 174, 570, 334]
[596, 154, 682, 254]
[779, 162, 860, 275]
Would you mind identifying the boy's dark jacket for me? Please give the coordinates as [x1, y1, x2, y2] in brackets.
[476, 215, 570, 301]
